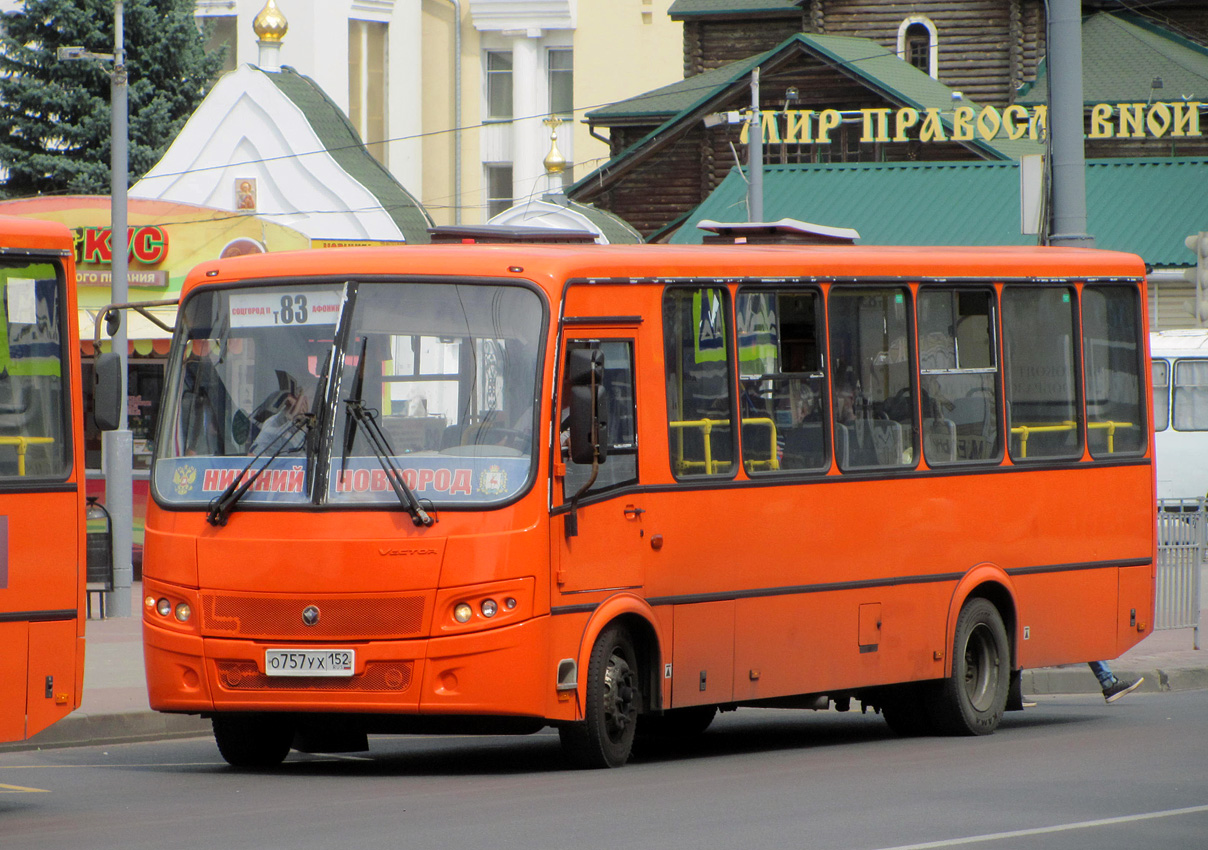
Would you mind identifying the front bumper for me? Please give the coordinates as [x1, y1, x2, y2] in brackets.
[144, 613, 556, 719]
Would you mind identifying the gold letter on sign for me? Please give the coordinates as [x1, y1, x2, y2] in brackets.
[952, 106, 974, 140]
[1173, 102, 1202, 138]
[893, 108, 920, 142]
[919, 108, 946, 142]
[1089, 104, 1114, 138]
[1002, 105, 1029, 140]
[785, 110, 815, 143]
[816, 109, 842, 143]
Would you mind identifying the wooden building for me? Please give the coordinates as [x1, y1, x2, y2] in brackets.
[568, 0, 1208, 240]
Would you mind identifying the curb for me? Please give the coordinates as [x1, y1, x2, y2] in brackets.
[1022, 666, 1208, 696]
[0, 711, 210, 754]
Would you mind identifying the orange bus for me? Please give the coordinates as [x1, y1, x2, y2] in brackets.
[138, 241, 1154, 768]
[0, 217, 86, 743]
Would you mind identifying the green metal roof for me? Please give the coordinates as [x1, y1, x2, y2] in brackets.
[1017, 13, 1208, 105]
[585, 55, 763, 124]
[667, 0, 802, 18]
[669, 157, 1208, 267]
[577, 32, 1040, 202]
[268, 67, 433, 244]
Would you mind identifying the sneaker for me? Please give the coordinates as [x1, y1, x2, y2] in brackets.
[1103, 676, 1143, 703]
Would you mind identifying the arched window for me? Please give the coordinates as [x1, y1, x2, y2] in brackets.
[897, 16, 937, 78]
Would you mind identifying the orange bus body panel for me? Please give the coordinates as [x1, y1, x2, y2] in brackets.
[0, 216, 86, 743]
[144, 243, 1154, 741]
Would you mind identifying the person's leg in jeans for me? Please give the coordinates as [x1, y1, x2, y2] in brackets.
[1089, 661, 1143, 703]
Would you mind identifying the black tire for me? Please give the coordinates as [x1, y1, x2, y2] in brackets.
[879, 685, 934, 736]
[213, 714, 295, 768]
[637, 705, 717, 740]
[559, 624, 642, 768]
[928, 598, 1010, 735]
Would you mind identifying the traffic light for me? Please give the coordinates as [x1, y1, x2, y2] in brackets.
[1186, 232, 1208, 323]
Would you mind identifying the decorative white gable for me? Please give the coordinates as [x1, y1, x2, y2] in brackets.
[131, 65, 406, 241]
[489, 195, 641, 244]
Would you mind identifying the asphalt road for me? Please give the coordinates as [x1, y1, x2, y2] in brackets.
[2, 690, 1205, 850]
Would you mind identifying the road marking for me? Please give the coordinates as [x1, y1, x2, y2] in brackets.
[866, 803, 1208, 850]
[0, 782, 50, 793]
[1, 762, 222, 769]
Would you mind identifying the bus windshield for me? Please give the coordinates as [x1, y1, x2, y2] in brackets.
[154, 280, 545, 511]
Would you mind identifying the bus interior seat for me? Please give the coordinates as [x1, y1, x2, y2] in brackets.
[835, 423, 850, 467]
[781, 422, 826, 468]
[923, 417, 957, 463]
[870, 419, 905, 465]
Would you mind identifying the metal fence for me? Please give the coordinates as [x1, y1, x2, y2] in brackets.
[1156, 498, 1204, 649]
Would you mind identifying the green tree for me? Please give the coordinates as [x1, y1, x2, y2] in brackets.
[0, 0, 224, 198]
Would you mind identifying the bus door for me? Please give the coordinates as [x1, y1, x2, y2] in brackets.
[553, 335, 643, 595]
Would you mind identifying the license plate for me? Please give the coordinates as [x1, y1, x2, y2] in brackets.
[265, 649, 355, 677]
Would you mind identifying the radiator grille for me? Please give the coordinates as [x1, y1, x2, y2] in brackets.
[200, 594, 426, 639]
[216, 660, 414, 692]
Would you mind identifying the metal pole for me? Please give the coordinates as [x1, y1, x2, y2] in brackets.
[1046, 0, 1093, 248]
[450, 0, 462, 224]
[748, 67, 763, 222]
[103, 0, 133, 617]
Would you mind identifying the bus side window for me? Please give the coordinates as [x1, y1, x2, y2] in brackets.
[918, 288, 1000, 465]
[663, 287, 736, 478]
[1082, 285, 1145, 457]
[1173, 360, 1208, 432]
[828, 286, 916, 470]
[1152, 360, 1169, 432]
[561, 339, 637, 499]
[1003, 286, 1082, 461]
[736, 288, 827, 474]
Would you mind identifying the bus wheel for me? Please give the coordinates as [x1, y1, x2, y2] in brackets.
[559, 624, 641, 768]
[213, 714, 295, 768]
[929, 598, 1009, 736]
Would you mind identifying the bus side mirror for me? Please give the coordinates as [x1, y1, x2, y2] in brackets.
[93, 352, 123, 432]
[567, 348, 609, 466]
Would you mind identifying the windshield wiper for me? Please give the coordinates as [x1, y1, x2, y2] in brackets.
[340, 337, 367, 475]
[206, 413, 313, 527]
[342, 341, 433, 527]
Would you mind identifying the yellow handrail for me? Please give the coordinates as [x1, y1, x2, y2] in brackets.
[741, 416, 780, 471]
[669, 416, 781, 473]
[0, 436, 54, 476]
[1009, 420, 1133, 458]
[670, 418, 729, 475]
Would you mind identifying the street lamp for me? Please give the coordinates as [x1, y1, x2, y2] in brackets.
[58, 4, 133, 617]
[701, 67, 763, 222]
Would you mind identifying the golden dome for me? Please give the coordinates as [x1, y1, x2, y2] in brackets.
[543, 117, 566, 175]
[253, 0, 288, 43]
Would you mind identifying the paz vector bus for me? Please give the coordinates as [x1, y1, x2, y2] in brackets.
[102, 236, 1155, 768]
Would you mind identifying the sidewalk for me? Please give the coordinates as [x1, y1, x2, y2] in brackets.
[2, 584, 1205, 753]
